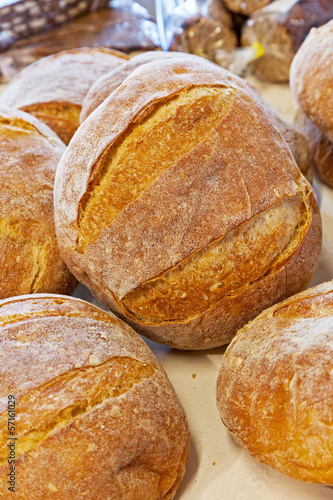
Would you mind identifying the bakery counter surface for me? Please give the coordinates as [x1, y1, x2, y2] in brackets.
[1, 76, 333, 499]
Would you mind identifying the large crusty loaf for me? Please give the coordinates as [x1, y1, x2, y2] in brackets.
[0, 47, 129, 144]
[0, 107, 76, 300]
[294, 108, 333, 187]
[290, 20, 333, 143]
[54, 56, 322, 350]
[216, 280, 333, 484]
[241, 0, 333, 82]
[0, 294, 190, 499]
[81, 51, 200, 122]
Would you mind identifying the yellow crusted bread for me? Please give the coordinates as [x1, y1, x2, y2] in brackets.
[0, 294, 190, 499]
[0, 107, 76, 299]
[54, 57, 322, 349]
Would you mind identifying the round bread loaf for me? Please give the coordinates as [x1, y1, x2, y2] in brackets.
[294, 108, 333, 187]
[216, 281, 333, 484]
[80, 51, 199, 122]
[54, 57, 322, 350]
[0, 107, 76, 300]
[290, 20, 333, 143]
[0, 48, 129, 144]
[0, 294, 190, 499]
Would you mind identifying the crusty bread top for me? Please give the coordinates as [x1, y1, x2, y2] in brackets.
[0, 294, 190, 499]
[0, 107, 76, 298]
[217, 280, 333, 484]
[55, 57, 303, 303]
[0, 294, 161, 407]
[290, 20, 333, 142]
[0, 47, 129, 110]
[80, 51, 201, 122]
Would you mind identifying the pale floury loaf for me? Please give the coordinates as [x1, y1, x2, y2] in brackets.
[217, 281, 333, 484]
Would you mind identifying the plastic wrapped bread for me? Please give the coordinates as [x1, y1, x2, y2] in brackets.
[160, 0, 237, 63]
[241, 0, 333, 82]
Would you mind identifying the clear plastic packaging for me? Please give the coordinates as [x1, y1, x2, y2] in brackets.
[156, 0, 237, 60]
[155, 0, 265, 76]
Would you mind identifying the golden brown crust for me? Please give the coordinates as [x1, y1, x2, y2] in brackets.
[54, 57, 321, 349]
[0, 48, 129, 144]
[0, 107, 77, 300]
[294, 108, 333, 187]
[242, 1, 333, 82]
[290, 20, 333, 143]
[0, 294, 190, 499]
[250, 89, 312, 182]
[80, 51, 201, 122]
[216, 281, 333, 485]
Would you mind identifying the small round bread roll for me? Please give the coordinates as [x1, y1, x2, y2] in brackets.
[290, 20, 333, 143]
[80, 51, 199, 122]
[224, 0, 272, 15]
[0, 48, 129, 144]
[0, 294, 190, 499]
[294, 108, 333, 187]
[0, 107, 76, 299]
[216, 281, 333, 484]
[54, 57, 321, 350]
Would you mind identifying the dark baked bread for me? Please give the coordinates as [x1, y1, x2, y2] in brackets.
[0, 48, 128, 144]
[290, 20, 333, 143]
[0, 294, 190, 499]
[54, 57, 322, 350]
[217, 280, 333, 484]
[0, 107, 76, 299]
